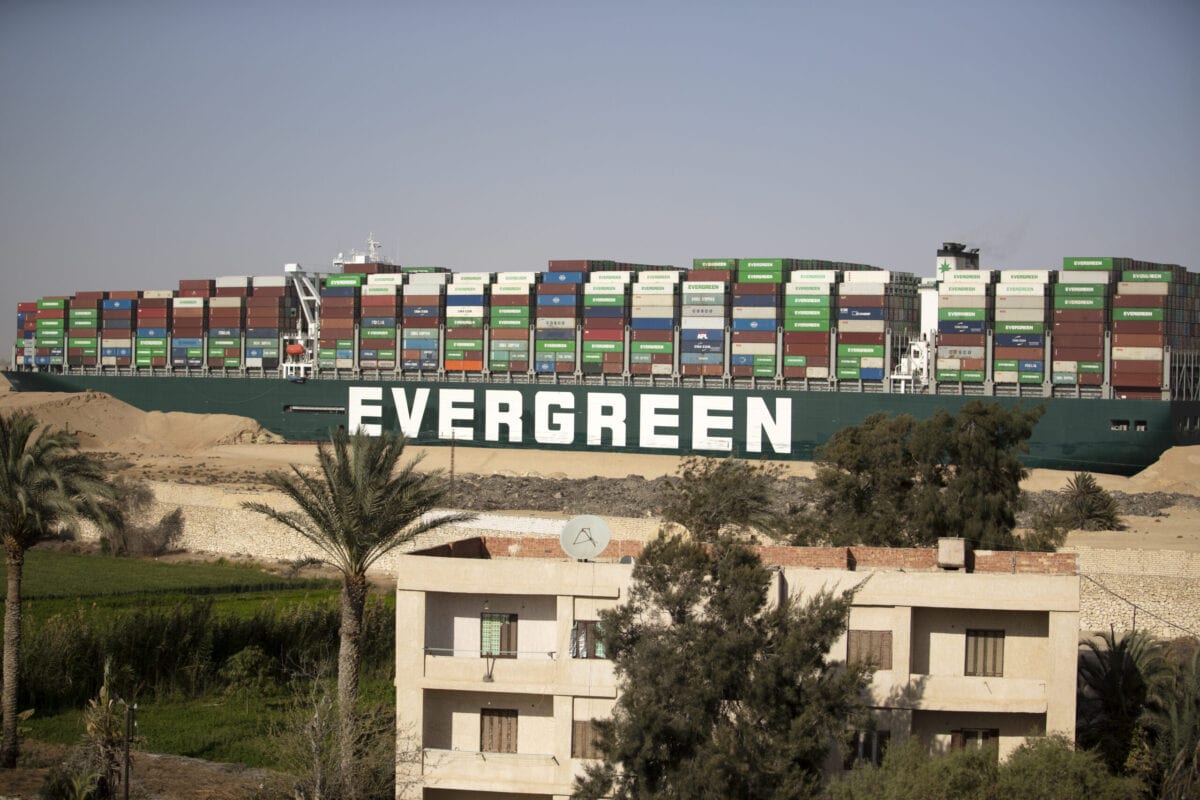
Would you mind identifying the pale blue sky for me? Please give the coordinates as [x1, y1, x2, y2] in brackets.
[3, 0, 1198, 350]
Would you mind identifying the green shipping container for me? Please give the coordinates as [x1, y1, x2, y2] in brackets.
[584, 295, 624, 307]
[783, 355, 807, 367]
[960, 370, 986, 383]
[535, 341, 575, 353]
[1112, 308, 1164, 321]
[1121, 271, 1173, 282]
[631, 341, 673, 354]
[938, 308, 987, 321]
[492, 306, 531, 317]
[583, 341, 622, 354]
[360, 328, 397, 339]
[490, 318, 528, 329]
[753, 365, 775, 377]
[223, 358, 242, 367]
[1054, 283, 1107, 296]
[994, 360, 1019, 371]
[1078, 361, 1104, 373]
[785, 308, 831, 320]
[1018, 372, 1044, 384]
[1063, 257, 1120, 271]
[1053, 296, 1107, 310]
[784, 320, 831, 332]
[994, 321, 1045, 334]
[325, 275, 364, 287]
[1052, 372, 1078, 384]
[445, 339, 483, 351]
[37, 298, 67, 310]
[581, 353, 605, 364]
[936, 370, 961, 382]
[836, 366, 862, 380]
[785, 295, 832, 308]
[838, 344, 884, 357]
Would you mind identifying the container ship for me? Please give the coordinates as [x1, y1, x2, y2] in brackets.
[6, 241, 1199, 476]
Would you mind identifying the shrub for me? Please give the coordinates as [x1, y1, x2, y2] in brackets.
[1058, 472, 1121, 531]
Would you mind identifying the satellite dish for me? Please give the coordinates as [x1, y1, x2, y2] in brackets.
[560, 515, 611, 561]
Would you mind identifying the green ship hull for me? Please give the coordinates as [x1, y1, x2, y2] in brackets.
[5, 371, 1196, 475]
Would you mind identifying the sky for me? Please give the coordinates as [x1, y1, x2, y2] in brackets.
[2, 0, 1198, 355]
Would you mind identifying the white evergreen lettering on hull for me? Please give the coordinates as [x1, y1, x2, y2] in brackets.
[346, 386, 796, 455]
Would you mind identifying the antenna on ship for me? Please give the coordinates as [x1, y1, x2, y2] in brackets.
[366, 233, 381, 262]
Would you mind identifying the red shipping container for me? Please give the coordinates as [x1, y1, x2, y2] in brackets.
[1112, 334, 1165, 347]
[491, 295, 531, 306]
[837, 295, 887, 308]
[731, 283, 778, 295]
[404, 318, 438, 328]
[582, 317, 624, 329]
[1052, 322, 1106, 336]
[73, 291, 106, 302]
[783, 332, 831, 344]
[937, 333, 986, 346]
[1110, 321, 1165, 334]
[1053, 348, 1105, 361]
[682, 364, 723, 377]
[1055, 334, 1105, 349]
[784, 344, 828, 357]
[1112, 295, 1167, 308]
[108, 291, 141, 300]
[535, 307, 576, 318]
[730, 331, 774, 343]
[178, 289, 211, 298]
[403, 294, 442, 306]
[687, 270, 732, 281]
[837, 332, 886, 345]
[583, 330, 622, 341]
[250, 287, 287, 298]
[1053, 309, 1105, 323]
[536, 283, 578, 296]
[490, 329, 528, 340]
[17, 302, 38, 312]
[631, 330, 671, 341]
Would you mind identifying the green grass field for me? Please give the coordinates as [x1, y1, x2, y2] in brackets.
[9, 548, 395, 771]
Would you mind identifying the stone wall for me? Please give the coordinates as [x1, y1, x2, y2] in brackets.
[1063, 545, 1200, 638]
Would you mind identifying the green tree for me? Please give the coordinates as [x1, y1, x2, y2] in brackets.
[1056, 472, 1122, 532]
[805, 402, 1041, 550]
[658, 455, 790, 542]
[826, 735, 1142, 800]
[1077, 627, 1171, 776]
[1, 410, 117, 769]
[1150, 640, 1200, 800]
[574, 534, 869, 799]
[243, 429, 471, 800]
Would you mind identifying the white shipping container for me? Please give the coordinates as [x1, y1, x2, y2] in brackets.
[405, 273, 449, 286]
[785, 283, 835, 295]
[245, 357, 263, 368]
[995, 295, 1048, 309]
[681, 306, 724, 317]
[994, 282, 1047, 295]
[731, 342, 776, 355]
[1000, 270, 1052, 283]
[491, 284, 532, 296]
[842, 270, 892, 283]
[630, 306, 676, 318]
[1057, 271, 1112, 284]
[936, 358, 962, 370]
[143, 290, 175, 299]
[1115, 282, 1170, 296]
[805, 366, 830, 379]
[335, 359, 354, 369]
[446, 284, 486, 296]
[451, 273, 491, 285]
[637, 272, 680, 284]
[860, 356, 884, 369]
[940, 283, 990, 296]
[632, 283, 674, 295]
[494, 271, 538, 283]
[536, 318, 574, 330]
[365, 274, 404, 286]
[1111, 346, 1164, 361]
[837, 320, 887, 332]
[787, 270, 838, 284]
[589, 271, 631, 284]
[651, 363, 673, 375]
[101, 338, 133, 347]
[937, 346, 985, 359]
[252, 275, 288, 287]
[993, 371, 1019, 383]
[941, 270, 993, 284]
[215, 276, 251, 288]
[836, 282, 886, 296]
[584, 284, 627, 295]
[173, 297, 205, 308]
[1054, 361, 1079, 371]
[680, 317, 722, 329]
[731, 307, 778, 319]
[362, 285, 398, 296]
[993, 307, 1046, 322]
[937, 295, 989, 308]
[444, 305, 484, 318]
[209, 297, 244, 308]
[630, 294, 675, 306]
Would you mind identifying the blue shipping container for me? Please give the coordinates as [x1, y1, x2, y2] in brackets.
[245, 328, 279, 338]
[628, 318, 673, 331]
[546, 271, 585, 284]
[730, 294, 778, 307]
[320, 286, 358, 298]
[937, 321, 986, 334]
[838, 307, 886, 320]
[102, 299, 134, 310]
[731, 318, 775, 331]
[994, 334, 1044, 348]
[136, 328, 168, 338]
[536, 294, 578, 307]
[1019, 360, 1045, 372]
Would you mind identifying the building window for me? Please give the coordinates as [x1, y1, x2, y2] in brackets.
[847, 630, 893, 671]
[481, 612, 518, 659]
[1110, 419, 1129, 431]
[480, 708, 518, 753]
[951, 728, 1000, 758]
[1135, 420, 1147, 432]
[572, 719, 603, 760]
[570, 621, 607, 659]
[965, 629, 1004, 677]
[844, 729, 891, 769]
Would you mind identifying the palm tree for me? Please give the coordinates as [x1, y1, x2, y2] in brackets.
[244, 429, 472, 799]
[1077, 626, 1170, 775]
[1, 410, 116, 768]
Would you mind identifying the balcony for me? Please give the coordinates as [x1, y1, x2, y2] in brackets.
[421, 648, 617, 695]
[422, 748, 570, 794]
[868, 672, 1047, 714]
